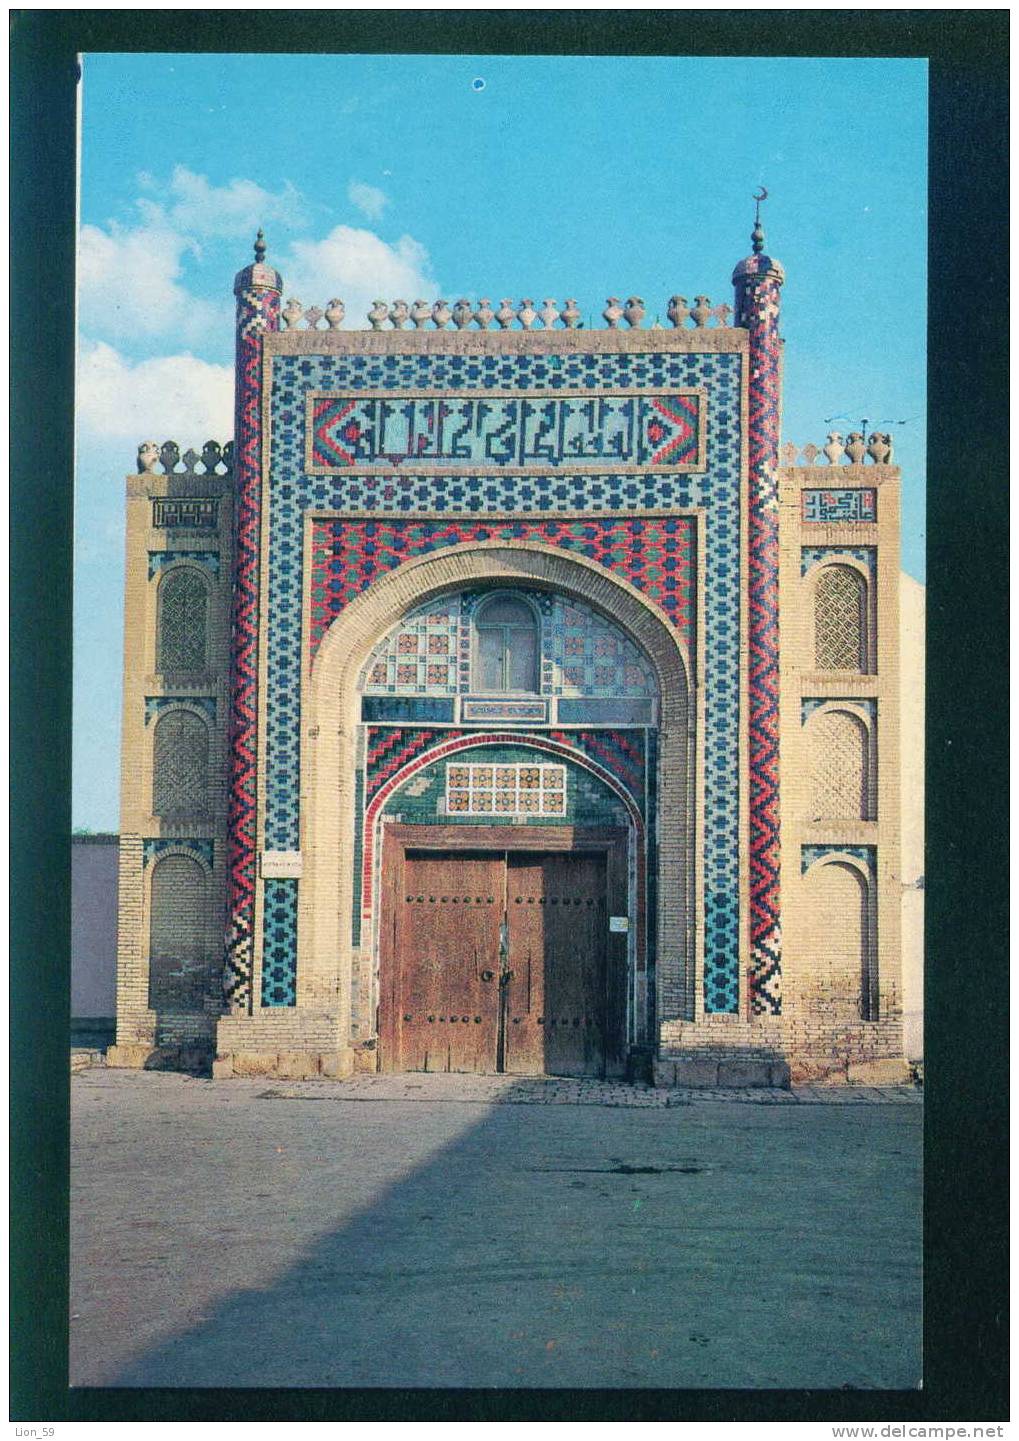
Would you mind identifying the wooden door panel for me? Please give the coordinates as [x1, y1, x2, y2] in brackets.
[504, 852, 607, 1077]
[395, 852, 503, 1072]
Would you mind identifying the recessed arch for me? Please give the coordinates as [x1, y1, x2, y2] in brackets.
[808, 561, 870, 672]
[802, 853, 877, 1021]
[152, 708, 210, 816]
[298, 541, 697, 1037]
[805, 706, 873, 821]
[156, 564, 210, 673]
[148, 853, 208, 1012]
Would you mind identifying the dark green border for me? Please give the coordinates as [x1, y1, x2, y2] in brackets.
[10, 8, 1008, 1424]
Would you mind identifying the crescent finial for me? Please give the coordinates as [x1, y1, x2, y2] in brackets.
[751, 186, 768, 254]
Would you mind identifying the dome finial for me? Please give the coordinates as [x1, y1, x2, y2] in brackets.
[751, 186, 768, 255]
[254, 228, 267, 264]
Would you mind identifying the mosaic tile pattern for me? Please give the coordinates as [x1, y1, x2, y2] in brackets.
[142, 837, 214, 868]
[802, 843, 876, 877]
[361, 696, 456, 723]
[308, 390, 704, 471]
[144, 695, 217, 724]
[446, 761, 567, 816]
[259, 346, 742, 1010]
[802, 489, 876, 523]
[741, 260, 784, 1016]
[801, 545, 877, 576]
[224, 277, 281, 1008]
[389, 750, 626, 829]
[361, 595, 460, 694]
[547, 727, 647, 808]
[261, 878, 298, 1007]
[365, 726, 646, 811]
[147, 550, 220, 580]
[354, 586, 659, 700]
[563, 699, 654, 724]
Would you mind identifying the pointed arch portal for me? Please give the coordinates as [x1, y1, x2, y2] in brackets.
[296, 542, 698, 1067]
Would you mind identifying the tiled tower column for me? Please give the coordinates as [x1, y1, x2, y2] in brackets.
[733, 220, 785, 1014]
[224, 233, 282, 1012]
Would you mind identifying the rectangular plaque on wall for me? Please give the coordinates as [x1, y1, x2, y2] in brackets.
[462, 698, 549, 724]
[261, 850, 303, 879]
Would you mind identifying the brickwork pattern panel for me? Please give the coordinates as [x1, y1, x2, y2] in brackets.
[808, 710, 870, 822]
[156, 569, 209, 673]
[813, 566, 868, 671]
[152, 710, 210, 816]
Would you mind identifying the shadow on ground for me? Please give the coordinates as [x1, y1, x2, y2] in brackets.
[71, 1077, 922, 1390]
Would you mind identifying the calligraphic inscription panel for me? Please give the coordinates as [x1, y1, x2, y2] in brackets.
[801, 489, 876, 524]
[307, 390, 706, 474]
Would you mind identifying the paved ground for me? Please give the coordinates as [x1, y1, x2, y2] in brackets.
[71, 1069, 922, 1390]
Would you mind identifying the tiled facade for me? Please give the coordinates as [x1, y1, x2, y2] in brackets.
[110, 227, 908, 1087]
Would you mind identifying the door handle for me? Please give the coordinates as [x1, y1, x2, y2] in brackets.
[480, 969, 495, 983]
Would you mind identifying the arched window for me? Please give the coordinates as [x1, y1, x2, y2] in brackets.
[157, 567, 208, 672]
[149, 854, 207, 1011]
[814, 565, 868, 671]
[809, 709, 872, 821]
[475, 595, 539, 692]
[152, 709, 209, 816]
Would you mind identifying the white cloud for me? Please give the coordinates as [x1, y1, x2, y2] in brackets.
[77, 166, 305, 348]
[165, 165, 306, 239]
[283, 225, 439, 325]
[347, 179, 388, 222]
[76, 338, 234, 447]
[77, 218, 230, 346]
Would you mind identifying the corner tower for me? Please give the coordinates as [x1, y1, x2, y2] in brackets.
[732, 196, 785, 1016]
[224, 232, 282, 1012]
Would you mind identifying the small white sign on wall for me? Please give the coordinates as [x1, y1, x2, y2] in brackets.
[261, 850, 303, 879]
[609, 915, 629, 933]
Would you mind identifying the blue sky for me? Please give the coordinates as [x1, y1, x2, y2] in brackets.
[75, 52, 927, 829]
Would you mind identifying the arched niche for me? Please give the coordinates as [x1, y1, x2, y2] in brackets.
[296, 541, 697, 1039]
[809, 561, 871, 673]
[802, 854, 877, 1021]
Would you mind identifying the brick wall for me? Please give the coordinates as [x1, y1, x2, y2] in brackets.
[110, 463, 234, 1064]
[777, 463, 905, 1081]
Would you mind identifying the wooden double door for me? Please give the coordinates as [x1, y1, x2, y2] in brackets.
[380, 828, 627, 1077]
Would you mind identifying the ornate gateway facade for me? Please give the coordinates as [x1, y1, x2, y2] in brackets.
[109, 218, 907, 1086]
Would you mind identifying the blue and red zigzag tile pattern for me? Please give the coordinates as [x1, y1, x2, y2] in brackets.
[744, 267, 783, 1014]
[224, 283, 280, 1009]
[308, 516, 694, 660]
